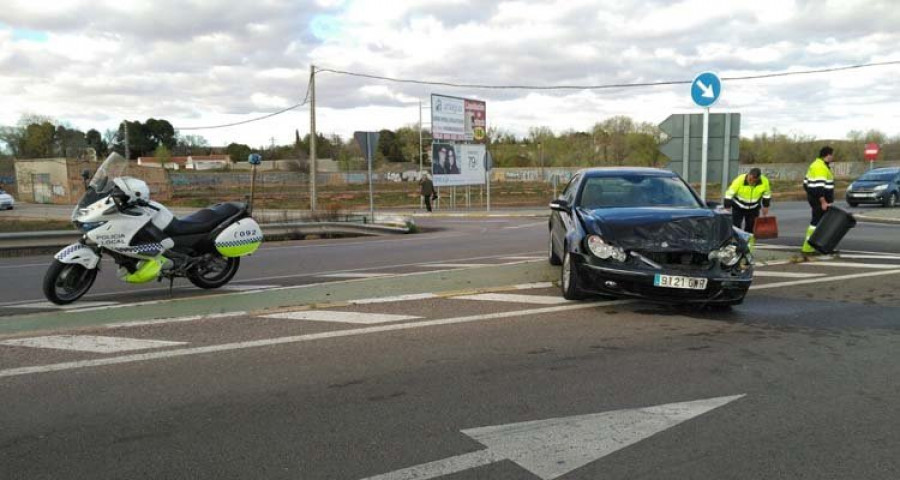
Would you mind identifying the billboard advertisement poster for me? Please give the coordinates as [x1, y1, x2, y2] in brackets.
[431, 94, 487, 143]
[432, 143, 486, 187]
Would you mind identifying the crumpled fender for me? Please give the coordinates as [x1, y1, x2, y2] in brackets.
[54, 243, 100, 269]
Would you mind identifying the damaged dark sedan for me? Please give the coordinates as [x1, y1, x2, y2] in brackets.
[548, 167, 753, 306]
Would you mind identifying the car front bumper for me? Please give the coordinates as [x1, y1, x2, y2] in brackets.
[846, 191, 889, 204]
[573, 256, 752, 304]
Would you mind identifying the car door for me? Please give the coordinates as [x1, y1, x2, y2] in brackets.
[550, 173, 581, 255]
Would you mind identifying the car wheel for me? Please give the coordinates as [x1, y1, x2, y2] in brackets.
[560, 251, 584, 300]
[847, 201, 858, 208]
[884, 192, 898, 208]
[548, 233, 562, 265]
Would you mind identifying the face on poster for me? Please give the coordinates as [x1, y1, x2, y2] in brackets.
[432, 143, 486, 187]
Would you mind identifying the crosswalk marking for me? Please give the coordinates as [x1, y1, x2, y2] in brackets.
[454, 293, 573, 305]
[752, 271, 826, 278]
[262, 311, 422, 324]
[0, 335, 187, 353]
[9, 301, 119, 310]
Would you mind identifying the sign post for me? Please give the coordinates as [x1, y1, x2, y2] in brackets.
[354, 131, 380, 222]
[690, 72, 722, 201]
[247, 153, 261, 215]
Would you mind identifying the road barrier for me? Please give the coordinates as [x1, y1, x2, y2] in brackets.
[0, 221, 411, 256]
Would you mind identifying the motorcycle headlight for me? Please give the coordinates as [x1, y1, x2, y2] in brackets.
[587, 235, 627, 262]
[874, 184, 889, 191]
[709, 244, 740, 267]
[77, 221, 107, 232]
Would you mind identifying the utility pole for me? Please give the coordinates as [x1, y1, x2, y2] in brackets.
[309, 65, 317, 212]
[124, 121, 130, 160]
[419, 99, 424, 210]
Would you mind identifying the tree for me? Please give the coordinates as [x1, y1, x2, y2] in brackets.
[225, 143, 252, 163]
[153, 143, 172, 165]
[86, 129, 108, 157]
[377, 129, 404, 163]
[144, 118, 176, 150]
[21, 122, 57, 158]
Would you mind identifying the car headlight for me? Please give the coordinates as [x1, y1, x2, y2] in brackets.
[709, 244, 741, 267]
[587, 235, 627, 262]
[874, 184, 889, 191]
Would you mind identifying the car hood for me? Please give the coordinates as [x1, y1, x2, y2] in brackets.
[850, 180, 890, 189]
[577, 207, 734, 253]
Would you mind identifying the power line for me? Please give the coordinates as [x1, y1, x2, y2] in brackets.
[175, 72, 313, 131]
[174, 60, 900, 131]
[318, 60, 900, 90]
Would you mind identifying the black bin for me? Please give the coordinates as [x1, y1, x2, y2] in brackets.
[808, 206, 856, 254]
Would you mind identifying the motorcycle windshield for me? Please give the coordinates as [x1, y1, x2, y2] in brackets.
[73, 152, 129, 217]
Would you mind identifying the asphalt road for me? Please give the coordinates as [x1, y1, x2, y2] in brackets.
[2, 203, 900, 479]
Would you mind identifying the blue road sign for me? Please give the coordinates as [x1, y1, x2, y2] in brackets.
[248, 153, 261, 165]
[691, 71, 721, 108]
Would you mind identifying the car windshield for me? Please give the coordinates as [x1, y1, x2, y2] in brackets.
[857, 171, 896, 182]
[578, 174, 702, 209]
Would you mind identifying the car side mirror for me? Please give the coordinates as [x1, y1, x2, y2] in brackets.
[549, 199, 571, 213]
[706, 201, 720, 209]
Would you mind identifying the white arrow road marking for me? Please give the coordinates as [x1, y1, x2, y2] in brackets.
[454, 293, 574, 305]
[263, 311, 422, 325]
[695, 79, 715, 98]
[362, 394, 745, 480]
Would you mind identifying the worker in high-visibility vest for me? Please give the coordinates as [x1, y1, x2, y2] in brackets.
[724, 167, 772, 233]
[802, 146, 835, 254]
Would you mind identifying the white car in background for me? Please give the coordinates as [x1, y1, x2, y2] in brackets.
[0, 188, 14, 210]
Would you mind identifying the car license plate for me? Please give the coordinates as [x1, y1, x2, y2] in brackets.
[654, 274, 708, 290]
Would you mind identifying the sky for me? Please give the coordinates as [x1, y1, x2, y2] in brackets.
[2, 0, 900, 150]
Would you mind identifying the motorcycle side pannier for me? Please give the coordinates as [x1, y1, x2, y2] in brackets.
[214, 218, 264, 257]
[808, 206, 856, 254]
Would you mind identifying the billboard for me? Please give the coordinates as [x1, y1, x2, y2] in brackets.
[431, 94, 487, 143]
[432, 142, 486, 187]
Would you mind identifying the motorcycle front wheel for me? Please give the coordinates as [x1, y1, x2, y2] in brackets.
[43, 260, 99, 305]
[187, 256, 240, 289]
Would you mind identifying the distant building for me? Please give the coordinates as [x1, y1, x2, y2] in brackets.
[137, 155, 232, 170]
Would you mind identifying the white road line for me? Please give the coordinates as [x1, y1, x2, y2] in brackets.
[454, 293, 574, 305]
[105, 312, 247, 329]
[415, 263, 495, 268]
[263, 311, 422, 324]
[218, 284, 281, 291]
[799, 261, 900, 269]
[751, 268, 900, 291]
[752, 271, 827, 278]
[513, 282, 554, 290]
[350, 293, 439, 305]
[318, 273, 393, 278]
[9, 301, 119, 310]
[0, 335, 187, 353]
[0, 299, 633, 379]
[838, 254, 900, 261]
[503, 221, 547, 230]
[502, 256, 545, 261]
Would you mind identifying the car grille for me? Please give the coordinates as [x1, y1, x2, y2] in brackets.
[636, 251, 712, 270]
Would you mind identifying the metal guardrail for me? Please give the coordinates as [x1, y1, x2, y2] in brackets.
[0, 221, 411, 250]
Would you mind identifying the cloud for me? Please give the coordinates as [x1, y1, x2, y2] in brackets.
[0, 0, 898, 148]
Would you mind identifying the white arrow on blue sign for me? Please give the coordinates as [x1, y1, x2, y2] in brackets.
[691, 71, 722, 108]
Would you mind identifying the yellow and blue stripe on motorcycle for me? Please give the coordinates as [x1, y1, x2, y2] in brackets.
[215, 218, 264, 257]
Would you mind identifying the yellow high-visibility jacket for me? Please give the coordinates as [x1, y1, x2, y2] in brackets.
[803, 157, 834, 203]
[725, 173, 772, 210]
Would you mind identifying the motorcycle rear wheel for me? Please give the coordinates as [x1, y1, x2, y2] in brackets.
[187, 256, 240, 289]
[43, 260, 99, 305]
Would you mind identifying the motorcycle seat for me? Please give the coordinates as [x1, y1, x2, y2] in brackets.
[165, 202, 246, 236]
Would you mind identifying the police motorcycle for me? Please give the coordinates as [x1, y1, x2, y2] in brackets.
[43, 152, 263, 305]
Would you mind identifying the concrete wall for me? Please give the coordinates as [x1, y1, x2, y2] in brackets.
[13, 159, 171, 204]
